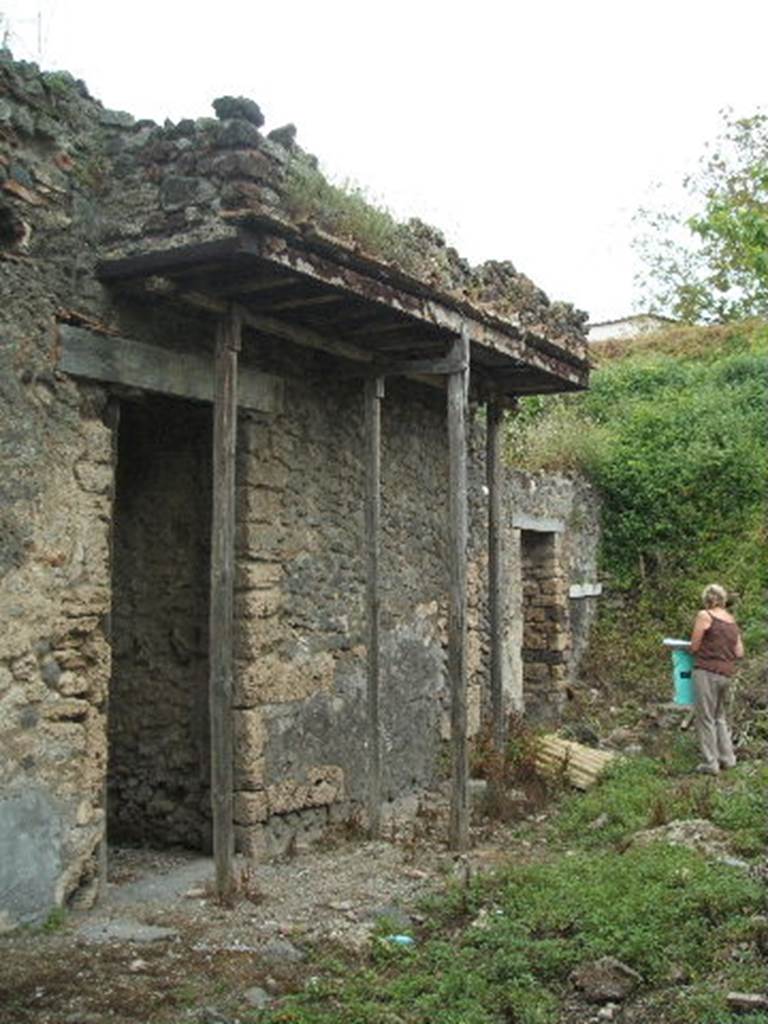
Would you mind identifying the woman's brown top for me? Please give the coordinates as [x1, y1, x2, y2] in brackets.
[694, 613, 741, 677]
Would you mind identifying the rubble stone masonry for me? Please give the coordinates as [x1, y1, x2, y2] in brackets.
[0, 52, 599, 926]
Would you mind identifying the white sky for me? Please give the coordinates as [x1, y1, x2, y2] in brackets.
[3, 0, 767, 321]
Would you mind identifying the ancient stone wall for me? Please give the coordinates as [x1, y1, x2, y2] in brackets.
[520, 530, 570, 723]
[0, 51, 597, 925]
[501, 471, 602, 722]
[230, 377, 453, 857]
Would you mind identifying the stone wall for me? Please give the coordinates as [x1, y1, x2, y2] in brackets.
[502, 471, 602, 721]
[520, 530, 570, 723]
[230, 377, 452, 857]
[0, 51, 597, 925]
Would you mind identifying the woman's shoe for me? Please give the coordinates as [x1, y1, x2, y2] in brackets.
[695, 764, 719, 775]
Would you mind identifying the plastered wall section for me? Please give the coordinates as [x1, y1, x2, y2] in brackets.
[0, 305, 114, 930]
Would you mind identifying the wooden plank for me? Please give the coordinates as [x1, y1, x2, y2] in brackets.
[209, 310, 240, 902]
[263, 293, 345, 312]
[338, 351, 467, 380]
[206, 274, 300, 296]
[447, 327, 470, 851]
[58, 325, 284, 414]
[377, 353, 468, 377]
[238, 306, 374, 366]
[364, 376, 385, 837]
[486, 401, 504, 767]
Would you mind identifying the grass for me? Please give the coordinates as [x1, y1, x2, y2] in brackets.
[260, 752, 768, 1024]
[281, 156, 415, 269]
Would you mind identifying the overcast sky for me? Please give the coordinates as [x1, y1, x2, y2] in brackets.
[3, 0, 767, 322]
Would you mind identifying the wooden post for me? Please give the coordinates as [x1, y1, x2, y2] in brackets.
[209, 308, 240, 901]
[487, 399, 505, 776]
[365, 376, 385, 837]
[447, 327, 470, 851]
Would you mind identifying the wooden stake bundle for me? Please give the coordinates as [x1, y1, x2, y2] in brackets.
[535, 734, 617, 789]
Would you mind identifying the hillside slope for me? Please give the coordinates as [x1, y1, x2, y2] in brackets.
[506, 320, 768, 690]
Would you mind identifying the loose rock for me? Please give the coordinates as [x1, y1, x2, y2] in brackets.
[77, 919, 178, 944]
[571, 956, 643, 1003]
[243, 986, 272, 1009]
[212, 95, 264, 127]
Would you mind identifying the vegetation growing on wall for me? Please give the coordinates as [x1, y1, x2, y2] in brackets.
[506, 320, 768, 684]
[282, 156, 417, 270]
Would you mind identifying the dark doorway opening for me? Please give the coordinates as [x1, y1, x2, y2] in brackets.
[108, 396, 212, 851]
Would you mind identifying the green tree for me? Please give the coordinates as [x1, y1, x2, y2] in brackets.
[634, 109, 768, 323]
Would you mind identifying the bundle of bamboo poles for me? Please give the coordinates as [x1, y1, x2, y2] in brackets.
[535, 734, 617, 789]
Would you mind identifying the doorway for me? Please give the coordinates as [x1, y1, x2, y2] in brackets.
[107, 396, 213, 850]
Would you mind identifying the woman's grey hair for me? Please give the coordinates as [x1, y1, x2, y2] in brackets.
[702, 583, 728, 608]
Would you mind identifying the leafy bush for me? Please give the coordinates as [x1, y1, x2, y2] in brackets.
[506, 322, 768, 663]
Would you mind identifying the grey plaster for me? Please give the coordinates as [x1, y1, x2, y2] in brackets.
[0, 788, 63, 928]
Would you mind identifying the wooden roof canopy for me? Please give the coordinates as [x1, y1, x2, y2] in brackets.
[96, 212, 589, 401]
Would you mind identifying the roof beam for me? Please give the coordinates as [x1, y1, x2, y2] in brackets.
[238, 232, 586, 388]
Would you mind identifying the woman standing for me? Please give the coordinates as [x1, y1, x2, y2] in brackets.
[690, 583, 744, 775]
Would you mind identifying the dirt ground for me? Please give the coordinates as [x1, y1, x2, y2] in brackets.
[0, 792, 545, 1024]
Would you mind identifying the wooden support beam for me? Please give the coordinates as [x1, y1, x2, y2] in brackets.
[447, 326, 470, 851]
[238, 306, 374, 365]
[57, 324, 284, 413]
[377, 353, 468, 377]
[346, 320, 415, 337]
[364, 376, 385, 837]
[96, 232, 589, 390]
[262, 292, 345, 312]
[209, 308, 240, 902]
[239, 233, 588, 387]
[207, 274, 300, 297]
[338, 351, 468, 380]
[487, 400, 505, 776]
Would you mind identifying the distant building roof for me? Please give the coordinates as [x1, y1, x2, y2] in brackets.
[587, 313, 677, 344]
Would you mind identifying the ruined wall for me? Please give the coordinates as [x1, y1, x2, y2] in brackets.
[501, 471, 602, 722]
[0, 50, 595, 924]
[0, 59, 119, 930]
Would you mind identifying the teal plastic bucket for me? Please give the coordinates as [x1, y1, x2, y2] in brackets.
[671, 648, 695, 705]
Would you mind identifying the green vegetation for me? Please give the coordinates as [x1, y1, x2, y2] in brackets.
[635, 108, 768, 322]
[40, 905, 67, 932]
[282, 156, 414, 268]
[507, 320, 768, 684]
[554, 756, 768, 855]
[261, 757, 768, 1024]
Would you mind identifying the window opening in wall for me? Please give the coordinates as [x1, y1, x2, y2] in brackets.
[520, 530, 569, 724]
[108, 396, 213, 852]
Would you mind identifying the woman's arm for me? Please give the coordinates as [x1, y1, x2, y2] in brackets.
[690, 610, 711, 653]
[735, 630, 744, 659]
